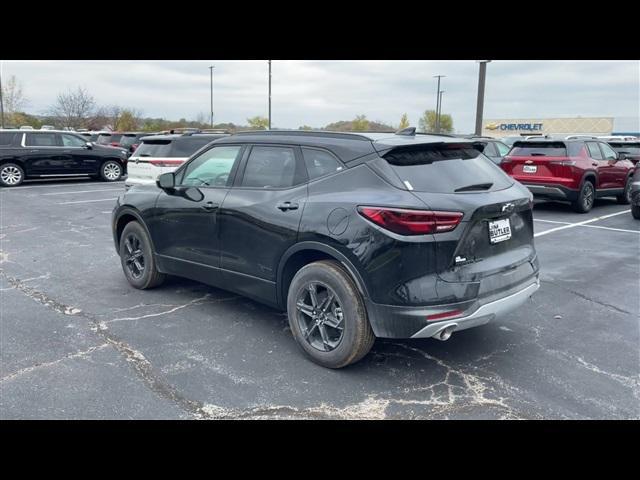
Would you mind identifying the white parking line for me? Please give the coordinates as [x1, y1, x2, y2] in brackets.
[2, 181, 124, 191]
[42, 188, 123, 196]
[57, 198, 118, 205]
[534, 218, 639, 234]
[534, 210, 631, 237]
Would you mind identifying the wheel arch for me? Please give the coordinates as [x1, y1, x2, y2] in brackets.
[114, 207, 156, 254]
[276, 242, 369, 309]
[581, 170, 598, 188]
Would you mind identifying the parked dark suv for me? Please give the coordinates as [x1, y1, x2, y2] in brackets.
[0, 129, 129, 187]
[112, 129, 540, 368]
[501, 139, 635, 213]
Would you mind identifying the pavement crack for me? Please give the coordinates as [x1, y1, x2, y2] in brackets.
[544, 280, 632, 315]
[0, 344, 109, 382]
[1, 271, 82, 315]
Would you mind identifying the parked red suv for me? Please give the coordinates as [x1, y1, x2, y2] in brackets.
[501, 139, 635, 213]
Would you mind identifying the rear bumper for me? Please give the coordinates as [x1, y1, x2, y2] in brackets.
[365, 273, 540, 339]
[521, 183, 578, 202]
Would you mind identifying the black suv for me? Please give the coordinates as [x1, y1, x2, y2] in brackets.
[112, 129, 540, 368]
[0, 129, 129, 187]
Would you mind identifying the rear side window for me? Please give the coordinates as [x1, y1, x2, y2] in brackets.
[135, 140, 173, 157]
[0, 132, 16, 146]
[481, 142, 498, 156]
[97, 134, 123, 144]
[171, 137, 216, 157]
[495, 142, 511, 156]
[119, 135, 140, 147]
[382, 144, 513, 193]
[586, 142, 604, 160]
[26, 133, 58, 147]
[510, 142, 567, 157]
[302, 148, 343, 180]
[241, 146, 304, 189]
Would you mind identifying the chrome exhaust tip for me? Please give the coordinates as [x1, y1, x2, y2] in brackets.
[432, 324, 457, 341]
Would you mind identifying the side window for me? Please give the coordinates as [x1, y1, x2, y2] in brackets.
[179, 146, 242, 187]
[240, 146, 304, 188]
[302, 148, 343, 180]
[60, 134, 87, 147]
[599, 142, 618, 160]
[25, 133, 59, 147]
[0, 132, 16, 146]
[495, 142, 511, 156]
[482, 142, 498, 156]
[586, 142, 603, 160]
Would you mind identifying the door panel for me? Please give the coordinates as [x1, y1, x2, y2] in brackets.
[60, 133, 101, 173]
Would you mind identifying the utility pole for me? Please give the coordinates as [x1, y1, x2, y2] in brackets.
[209, 65, 215, 128]
[268, 60, 272, 130]
[438, 90, 445, 132]
[475, 60, 491, 136]
[0, 62, 4, 129]
[433, 74, 445, 133]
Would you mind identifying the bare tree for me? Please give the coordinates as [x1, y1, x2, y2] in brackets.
[1, 75, 29, 114]
[49, 87, 96, 129]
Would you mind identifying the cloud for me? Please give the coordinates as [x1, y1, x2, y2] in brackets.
[2, 60, 638, 132]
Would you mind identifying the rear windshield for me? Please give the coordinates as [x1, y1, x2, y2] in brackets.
[135, 140, 173, 157]
[382, 144, 513, 193]
[97, 134, 123, 144]
[119, 135, 141, 147]
[171, 137, 216, 157]
[510, 142, 567, 157]
[609, 143, 640, 155]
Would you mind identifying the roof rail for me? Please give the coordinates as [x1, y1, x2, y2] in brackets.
[231, 130, 373, 141]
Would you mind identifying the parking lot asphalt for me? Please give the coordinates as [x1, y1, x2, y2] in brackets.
[1, 178, 639, 419]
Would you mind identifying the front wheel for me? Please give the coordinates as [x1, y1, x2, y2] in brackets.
[100, 160, 123, 182]
[572, 181, 595, 213]
[617, 177, 632, 205]
[0, 163, 25, 187]
[119, 221, 166, 289]
[287, 260, 375, 368]
[632, 204, 640, 220]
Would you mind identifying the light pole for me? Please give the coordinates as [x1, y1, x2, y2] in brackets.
[268, 60, 272, 130]
[433, 74, 445, 133]
[438, 90, 445, 132]
[209, 65, 215, 128]
[475, 60, 491, 136]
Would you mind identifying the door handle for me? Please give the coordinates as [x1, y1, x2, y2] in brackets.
[276, 201, 299, 211]
[201, 201, 219, 212]
[592, 163, 598, 166]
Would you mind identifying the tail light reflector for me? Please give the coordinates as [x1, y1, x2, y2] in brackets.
[148, 159, 185, 167]
[358, 207, 463, 235]
[426, 309, 463, 322]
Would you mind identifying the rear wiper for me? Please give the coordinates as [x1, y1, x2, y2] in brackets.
[139, 154, 151, 157]
[530, 153, 547, 156]
[454, 183, 493, 192]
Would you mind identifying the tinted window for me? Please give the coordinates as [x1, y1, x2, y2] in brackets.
[609, 143, 640, 155]
[510, 142, 567, 157]
[383, 144, 513, 193]
[0, 132, 16, 146]
[171, 137, 217, 157]
[495, 142, 511, 156]
[241, 146, 303, 188]
[135, 140, 173, 157]
[97, 134, 123, 145]
[302, 148, 343, 180]
[26, 133, 58, 147]
[119, 135, 141, 148]
[60, 134, 87, 147]
[599, 142, 618, 160]
[586, 142, 604, 160]
[180, 146, 242, 187]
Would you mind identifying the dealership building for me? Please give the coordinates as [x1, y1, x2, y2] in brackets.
[481, 117, 638, 138]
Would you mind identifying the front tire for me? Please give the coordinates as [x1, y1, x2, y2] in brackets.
[632, 204, 640, 220]
[617, 177, 632, 205]
[0, 163, 25, 187]
[572, 180, 595, 213]
[100, 160, 123, 182]
[119, 221, 166, 289]
[287, 260, 375, 368]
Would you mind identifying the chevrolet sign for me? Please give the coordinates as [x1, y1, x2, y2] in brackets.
[485, 122, 544, 131]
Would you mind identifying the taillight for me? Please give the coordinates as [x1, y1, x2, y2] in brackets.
[110, 142, 119, 147]
[148, 159, 185, 168]
[549, 160, 576, 166]
[358, 207, 463, 235]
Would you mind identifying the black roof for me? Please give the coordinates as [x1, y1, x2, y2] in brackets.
[139, 133, 229, 142]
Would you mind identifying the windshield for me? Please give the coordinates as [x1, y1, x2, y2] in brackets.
[382, 144, 513, 193]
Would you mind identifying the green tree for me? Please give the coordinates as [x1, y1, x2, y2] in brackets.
[247, 116, 269, 130]
[352, 114, 369, 131]
[116, 110, 138, 131]
[398, 113, 410, 130]
[298, 125, 313, 130]
[418, 109, 453, 133]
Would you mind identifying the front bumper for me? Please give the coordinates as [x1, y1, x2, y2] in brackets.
[365, 274, 540, 339]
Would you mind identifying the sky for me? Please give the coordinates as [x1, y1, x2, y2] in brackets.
[1, 60, 638, 133]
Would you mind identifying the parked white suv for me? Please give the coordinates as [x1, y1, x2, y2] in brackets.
[126, 133, 229, 188]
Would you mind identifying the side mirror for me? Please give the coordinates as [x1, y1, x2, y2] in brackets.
[157, 172, 175, 190]
[618, 153, 627, 161]
[85, 142, 93, 149]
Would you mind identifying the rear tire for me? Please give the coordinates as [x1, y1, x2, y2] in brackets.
[617, 177, 632, 205]
[100, 160, 123, 182]
[572, 180, 595, 213]
[119, 221, 166, 289]
[632, 205, 640, 220]
[287, 260, 375, 369]
[0, 163, 25, 187]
